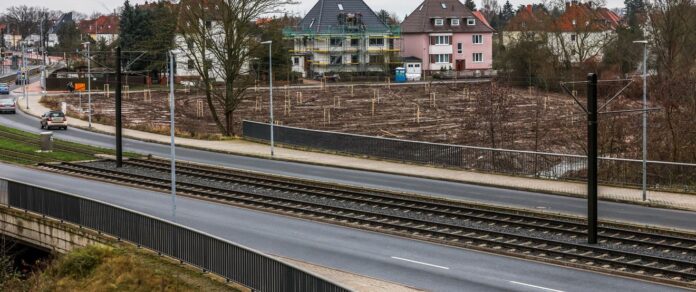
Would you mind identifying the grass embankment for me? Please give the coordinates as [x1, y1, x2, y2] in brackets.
[0, 123, 139, 164]
[2, 244, 239, 291]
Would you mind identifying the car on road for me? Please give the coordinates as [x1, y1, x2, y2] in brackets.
[0, 97, 15, 114]
[40, 111, 68, 130]
[0, 83, 9, 94]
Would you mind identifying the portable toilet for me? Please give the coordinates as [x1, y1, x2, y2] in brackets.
[394, 67, 407, 83]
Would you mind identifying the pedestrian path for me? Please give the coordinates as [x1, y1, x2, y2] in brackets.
[13, 83, 696, 212]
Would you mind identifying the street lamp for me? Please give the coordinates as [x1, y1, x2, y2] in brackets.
[168, 51, 176, 220]
[633, 40, 648, 201]
[82, 42, 92, 128]
[22, 41, 28, 110]
[261, 40, 274, 157]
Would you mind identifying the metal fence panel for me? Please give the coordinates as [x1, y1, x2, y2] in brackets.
[4, 181, 350, 292]
[243, 120, 696, 192]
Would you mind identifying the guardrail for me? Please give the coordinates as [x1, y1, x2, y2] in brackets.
[242, 121, 696, 193]
[0, 66, 42, 84]
[0, 178, 351, 292]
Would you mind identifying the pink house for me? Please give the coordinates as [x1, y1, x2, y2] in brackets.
[401, 0, 495, 74]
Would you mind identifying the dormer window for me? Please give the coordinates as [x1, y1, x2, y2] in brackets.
[441, 3, 447, 9]
[338, 4, 343, 11]
[467, 18, 476, 26]
[451, 19, 460, 26]
[435, 18, 444, 26]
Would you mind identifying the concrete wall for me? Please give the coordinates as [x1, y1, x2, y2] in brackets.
[0, 206, 109, 253]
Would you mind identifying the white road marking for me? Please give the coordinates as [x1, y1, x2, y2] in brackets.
[509, 281, 565, 292]
[390, 256, 450, 270]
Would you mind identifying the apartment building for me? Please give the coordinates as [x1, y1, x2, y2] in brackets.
[284, 0, 401, 78]
[400, 0, 495, 75]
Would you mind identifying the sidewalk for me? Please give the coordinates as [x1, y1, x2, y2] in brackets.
[14, 84, 696, 212]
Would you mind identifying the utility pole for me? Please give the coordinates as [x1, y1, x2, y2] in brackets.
[40, 18, 46, 94]
[633, 40, 649, 201]
[22, 42, 28, 110]
[169, 52, 176, 220]
[587, 73, 598, 244]
[261, 41, 274, 157]
[115, 47, 123, 167]
[82, 42, 92, 128]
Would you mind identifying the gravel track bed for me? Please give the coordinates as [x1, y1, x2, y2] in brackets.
[79, 160, 696, 264]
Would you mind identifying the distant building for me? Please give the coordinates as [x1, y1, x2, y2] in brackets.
[283, 0, 401, 78]
[79, 15, 120, 45]
[48, 12, 74, 48]
[504, 1, 621, 64]
[400, 0, 495, 76]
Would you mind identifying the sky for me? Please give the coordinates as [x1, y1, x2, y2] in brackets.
[0, 0, 627, 19]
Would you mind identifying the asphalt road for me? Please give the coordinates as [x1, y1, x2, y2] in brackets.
[0, 164, 683, 292]
[1, 90, 695, 233]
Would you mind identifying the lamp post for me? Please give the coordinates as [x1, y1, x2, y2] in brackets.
[22, 42, 28, 110]
[168, 51, 176, 220]
[40, 18, 46, 94]
[82, 42, 92, 128]
[633, 40, 648, 201]
[261, 40, 274, 157]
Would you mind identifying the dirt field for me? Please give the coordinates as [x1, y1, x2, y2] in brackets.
[42, 81, 643, 156]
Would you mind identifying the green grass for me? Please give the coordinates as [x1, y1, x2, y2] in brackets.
[0, 124, 140, 164]
[3, 244, 241, 291]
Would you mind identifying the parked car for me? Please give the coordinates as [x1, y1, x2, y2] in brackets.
[40, 111, 68, 130]
[0, 83, 9, 95]
[0, 97, 15, 114]
[313, 73, 340, 82]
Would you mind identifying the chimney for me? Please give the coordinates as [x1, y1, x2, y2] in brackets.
[565, 1, 571, 10]
[526, 4, 532, 13]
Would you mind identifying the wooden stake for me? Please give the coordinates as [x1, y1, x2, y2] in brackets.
[416, 105, 421, 124]
[351, 85, 354, 97]
[371, 98, 375, 116]
[104, 84, 110, 98]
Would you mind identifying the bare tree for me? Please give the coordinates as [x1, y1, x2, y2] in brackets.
[177, 0, 294, 136]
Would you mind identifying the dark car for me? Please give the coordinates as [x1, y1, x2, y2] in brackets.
[40, 111, 68, 130]
[0, 97, 15, 114]
[0, 83, 9, 95]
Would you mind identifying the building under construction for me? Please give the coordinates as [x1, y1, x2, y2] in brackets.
[283, 0, 401, 78]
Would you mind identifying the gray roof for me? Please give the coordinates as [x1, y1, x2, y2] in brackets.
[49, 12, 73, 34]
[401, 0, 495, 33]
[297, 0, 390, 34]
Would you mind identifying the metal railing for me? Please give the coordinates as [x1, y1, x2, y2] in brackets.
[242, 121, 696, 193]
[0, 179, 351, 292]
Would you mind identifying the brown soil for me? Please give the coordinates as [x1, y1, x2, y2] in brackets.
[42, 81, 643, 156]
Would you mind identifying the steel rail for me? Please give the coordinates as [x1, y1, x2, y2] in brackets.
[38, 161, 696, 288]
[124, 157, 696, 256]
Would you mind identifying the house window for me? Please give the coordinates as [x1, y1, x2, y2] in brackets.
[330, 55, 343, 65]
[350, 38, 360, 47]
[351, 54, 359, 64]
[369, 38, 384, 46]
[369, 54, 384, 64]
[451, 19, 460, 26]
[330, 38, 343, 47]
[467, 18, 476, 26]
[205, 20, 212, 29]
[293, 57, 300, 65]
[457, 43, 463, 53]
[430, 35, 452, 45]
[434, 18, 444, 26]
[187, 59, 194, 70]
[473, 34, 483, 44]
[338, 4, 344, 10]
[186, 39, 194, 50]
[441, 3, 447, 9]
[473, 53, 483, 63]
[430, 54, 451, 64]
[570, 34, 576, 41]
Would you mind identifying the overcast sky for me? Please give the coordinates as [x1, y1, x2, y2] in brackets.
[0, 0, 626, 19]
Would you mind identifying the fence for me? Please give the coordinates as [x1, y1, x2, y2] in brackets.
[0, 179, 350, 292]
[243, 121, 696, 193]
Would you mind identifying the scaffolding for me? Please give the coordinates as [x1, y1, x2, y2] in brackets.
[284, 24, 401, 77]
